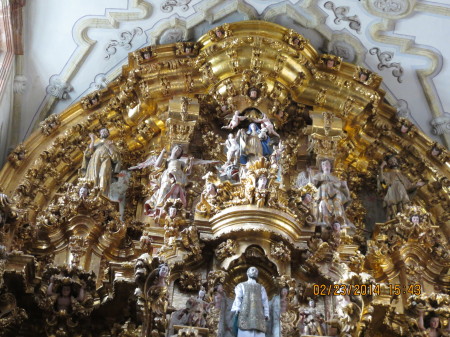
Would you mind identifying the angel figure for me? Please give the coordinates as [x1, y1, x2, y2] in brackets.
[222, 110, 247, 130]
[130, 145, 190, 217]
[130, 145, 218, 217]
[252, 112, 281, 138]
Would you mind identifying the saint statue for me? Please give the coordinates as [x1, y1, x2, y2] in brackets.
[300, 299, 326, 336]
[81, 128, 121, 197]
[312, 159, 351, 225]
[378, 155, 425, 219]
[231, 266, 269, 337]
[237, 123, 271, 164]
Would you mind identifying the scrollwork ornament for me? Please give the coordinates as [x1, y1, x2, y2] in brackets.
[161, 0, 191, 12]
[324, 1, 361, 33]
[369, 47, 404, 83]
[105, 27, 143, 59]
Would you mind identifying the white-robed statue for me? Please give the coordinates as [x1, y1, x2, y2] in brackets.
[231, 267, 270, 337]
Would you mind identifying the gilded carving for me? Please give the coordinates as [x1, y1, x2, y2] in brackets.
[215, 239, 237, 261]
[270, 241, 291, 262]
[0, 21, 449, 337]
[7, 143, 27, 168]
[178, 271, 202, 292]
[39, 114, 61, 136]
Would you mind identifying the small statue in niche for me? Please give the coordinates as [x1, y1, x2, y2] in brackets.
[378, 154, 425, 219]
[81, 128, 121, 198]
[222, 110, 247, 130]
[180, 96, 191, 121]
[196, 180, 220, 216]
[329, 219, 342, 248]
[187, 287, 210, 327]
[312, 159, 351, 225]
[255, 174, 269, 207]
[270, 141, 285, 182]
[213, 283, 226, 310]
[358, 71, 369, 82]
[299, 299, 326, 336]
[142, 50, 152, 60]
[215, 28, 224, 39]
[0, 193, 16, 238]
[162, 200, 185, 249]
[248, 87, 259, 100]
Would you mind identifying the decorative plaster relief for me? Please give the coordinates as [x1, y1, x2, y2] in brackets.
[161, 0, 191, 13]
[364, 0, 415, 18]
[394, 99, 410, 118]
[431, 113, 450, 136]
[105, 27, 143, 59]
[373, 0, 408, 13]
[13, 75, 27, 94]
[329, 40, 356, 63]
[369, 47, 404, 83]
[159, 27, 186, 45]
[324, 1, 361, 34]
[89, 73, 108, 90]
[46, 75, 72, 100]
[326, 32, 366, 65]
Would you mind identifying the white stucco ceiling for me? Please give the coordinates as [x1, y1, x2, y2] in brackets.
[18, 0, 450, 147]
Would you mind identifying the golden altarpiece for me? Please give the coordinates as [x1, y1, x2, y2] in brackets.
[0, 21, 449, 337]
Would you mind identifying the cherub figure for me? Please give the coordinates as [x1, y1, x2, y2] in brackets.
[222, 110, 247, 130]
[47, 276, 85, 312]
[252, 113, 281, 138]
[223, 133, 240, 165]
[418, 311, 450, 337]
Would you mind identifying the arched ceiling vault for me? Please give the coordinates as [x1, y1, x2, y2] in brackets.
[10, 0, 450, 155]
[0, 20, 449, 255]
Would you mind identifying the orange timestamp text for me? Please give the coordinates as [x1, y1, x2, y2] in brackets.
[314, 284, 381, 296]
[313, 283, 422, 296]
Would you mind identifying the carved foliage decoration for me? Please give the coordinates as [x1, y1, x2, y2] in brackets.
[215, 239, 237, 261]
[178, 271, 202, 292]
